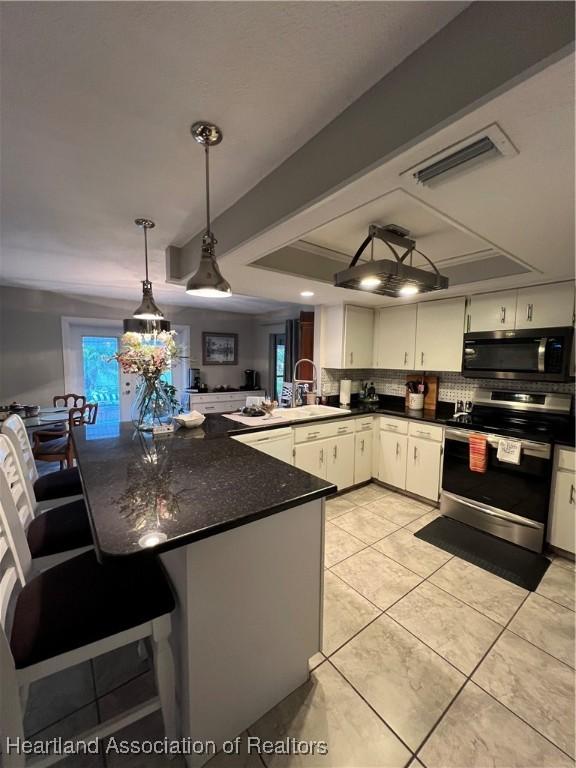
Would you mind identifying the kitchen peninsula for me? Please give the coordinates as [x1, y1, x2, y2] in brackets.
[72, 423, 334, 766]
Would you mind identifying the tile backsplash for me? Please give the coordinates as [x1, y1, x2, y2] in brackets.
[321, 368, 575, 403]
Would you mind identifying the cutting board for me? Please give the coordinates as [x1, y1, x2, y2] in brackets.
[405, 375, 439, 411]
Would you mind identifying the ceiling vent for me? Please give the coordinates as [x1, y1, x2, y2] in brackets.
[401, 123, 517, 187]
[334, 224, 448, 297]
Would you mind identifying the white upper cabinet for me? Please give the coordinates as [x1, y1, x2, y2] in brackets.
[321, 305, 374, 369]
[515, 282, 575, 329]
[343, 305, 374, 368]
[414, 297, 466, 372]
[467, 290, 518, 332]
[373, 305, 417, 369]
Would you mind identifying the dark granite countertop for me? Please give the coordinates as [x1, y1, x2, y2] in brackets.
[200, 395, 455, 438]
[72, 423, 335, 560]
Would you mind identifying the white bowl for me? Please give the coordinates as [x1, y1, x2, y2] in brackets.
[175, 412, 206, 429]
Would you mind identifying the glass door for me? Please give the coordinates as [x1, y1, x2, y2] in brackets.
[271, 333, 286, 402]
[64, 320, 189, 425]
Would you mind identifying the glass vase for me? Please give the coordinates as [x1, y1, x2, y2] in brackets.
[131, 377, 174, 432]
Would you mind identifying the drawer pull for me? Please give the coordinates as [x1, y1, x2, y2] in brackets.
[385, 424, 398, 430]
[417, 430, 431, 437]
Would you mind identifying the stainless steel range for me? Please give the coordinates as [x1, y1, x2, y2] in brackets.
[441, 389, 573, 553]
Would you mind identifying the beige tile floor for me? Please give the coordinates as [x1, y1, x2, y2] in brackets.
[26, 483, 575, 767]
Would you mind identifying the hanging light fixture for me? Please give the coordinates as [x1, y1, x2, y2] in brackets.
[185, 122, 232, 298]
[123, 219, 170, 334]
[334, 223, 449, 297]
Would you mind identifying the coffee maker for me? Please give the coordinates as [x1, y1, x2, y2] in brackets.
[243, 369, 259, 390]
[188, 368, 202, 391]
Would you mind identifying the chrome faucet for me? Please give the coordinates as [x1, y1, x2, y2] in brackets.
[291, 358, 318, 407]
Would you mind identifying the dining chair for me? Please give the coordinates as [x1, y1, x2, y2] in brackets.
[0, 435, 92, 568]
[0, 442, 176, 768]
[2, 414, 82, 505]
[52, 393, 86, 409]
[32, 403, 99, 470]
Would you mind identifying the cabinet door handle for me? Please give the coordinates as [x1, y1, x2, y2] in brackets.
[360, 439, 365, 453]
[527, 303, 533, 322]
[404, 351, 408, 365]
[333, 445, 338, 460]
[500, 306, 506, 324]
[413, 445, 418, 462]
[350, 352, 354, 365]
[396, 442, 400, 457]
[421, 352, 424, 366]
[570, 484, 575, 504]
[319, 449, 324, 464]
[466, 314, 471, 333]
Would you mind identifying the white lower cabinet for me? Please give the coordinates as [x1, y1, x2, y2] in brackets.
[293, 434, 354, 491]
[231, 427, 293, 465]
[238, 414, 444, 501]
[326, 434, 355, 490]
[405, 437, 442, 501]
[547, 447, 575, 554]
[354, 430, 373, 485]
[378, 419, 443, 501]
[378, 431, 407, 490]
[294, 440, 326, 478]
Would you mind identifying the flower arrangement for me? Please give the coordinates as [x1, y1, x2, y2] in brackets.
[113, 330, 179, 431]
[115, 330, 177, 379]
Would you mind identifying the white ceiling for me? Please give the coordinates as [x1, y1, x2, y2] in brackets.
[234, 53, 575, 307]
[0, 1, 468, 314]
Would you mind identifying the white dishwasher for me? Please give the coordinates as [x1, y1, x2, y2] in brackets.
[231, 427, 294, 465]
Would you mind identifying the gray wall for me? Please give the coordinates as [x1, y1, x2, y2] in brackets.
[0, 285, 259, 404]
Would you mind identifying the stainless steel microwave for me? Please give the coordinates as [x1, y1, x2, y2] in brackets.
[462, 327, 575, 381]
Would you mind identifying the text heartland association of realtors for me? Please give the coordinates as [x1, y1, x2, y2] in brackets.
[4, 736, 330, 757]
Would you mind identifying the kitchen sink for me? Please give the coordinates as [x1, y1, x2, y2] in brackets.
[274, 405, 351, 420]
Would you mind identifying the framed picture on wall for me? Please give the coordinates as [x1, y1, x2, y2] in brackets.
[202, 332, 238, 365]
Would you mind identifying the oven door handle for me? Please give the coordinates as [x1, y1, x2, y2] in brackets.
[538, 337, 548, 374]
[441, 491, 543, 530]
[444, 428, 551, 459]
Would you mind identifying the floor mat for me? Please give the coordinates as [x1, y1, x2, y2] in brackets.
[415, 517, 551, 591]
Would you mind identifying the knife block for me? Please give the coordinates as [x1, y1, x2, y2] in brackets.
[405, 375, 439, 411]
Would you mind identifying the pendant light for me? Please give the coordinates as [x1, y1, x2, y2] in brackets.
[123, 219, 170, 334]
[185, 122, 232, 298]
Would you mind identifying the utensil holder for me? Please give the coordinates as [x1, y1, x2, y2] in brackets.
[408, 393, 425, 410]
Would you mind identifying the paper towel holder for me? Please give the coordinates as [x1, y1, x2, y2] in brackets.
[339, 379, 352, 407]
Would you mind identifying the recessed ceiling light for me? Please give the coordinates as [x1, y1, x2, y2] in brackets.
[399, 285, 419, 296]
[300, 290, 315, 297]
[360, 276, 381, 289]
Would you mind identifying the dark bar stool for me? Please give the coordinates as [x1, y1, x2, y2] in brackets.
[0, 453, 176, 768]
[3, 413, 83, 501]
[0, 434, 93, 561]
